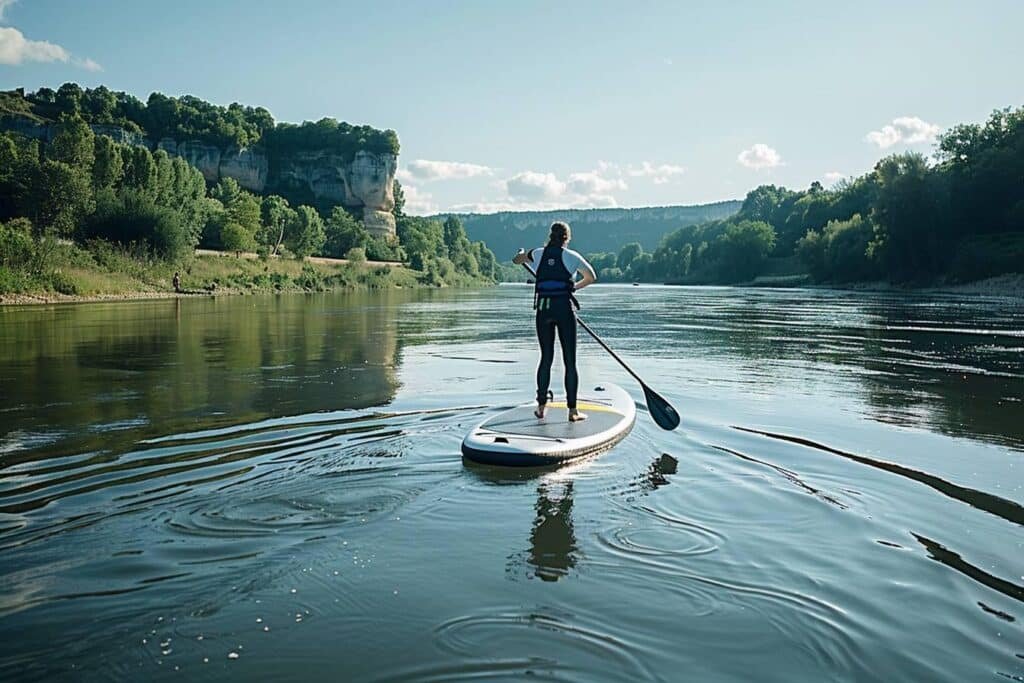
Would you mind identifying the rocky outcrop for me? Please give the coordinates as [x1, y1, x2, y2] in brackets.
[272, 149, 397, 237]
[156, 139, 270, 193]
[0, 118, 398, 237]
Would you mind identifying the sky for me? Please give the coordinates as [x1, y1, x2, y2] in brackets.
[1, 0, 1022, 215]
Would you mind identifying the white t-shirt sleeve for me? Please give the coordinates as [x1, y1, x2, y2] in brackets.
[563, 248, 596, 279]
[528, 247, 544, 273]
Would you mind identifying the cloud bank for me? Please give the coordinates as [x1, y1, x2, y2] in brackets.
[398, 159, 494, 183]
[865, 116, 940, 149]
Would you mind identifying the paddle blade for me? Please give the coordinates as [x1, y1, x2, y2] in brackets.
[643, 384, 680, 431]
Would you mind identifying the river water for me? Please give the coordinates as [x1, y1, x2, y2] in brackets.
[0, 285, 1021, 681]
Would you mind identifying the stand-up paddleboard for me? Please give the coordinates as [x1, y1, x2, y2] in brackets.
[462, 383, 636, 467]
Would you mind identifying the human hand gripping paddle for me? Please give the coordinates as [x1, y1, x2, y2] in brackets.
[519, 260, 680, 431]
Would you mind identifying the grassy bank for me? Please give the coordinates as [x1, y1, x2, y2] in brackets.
[0, 240, 483, 306]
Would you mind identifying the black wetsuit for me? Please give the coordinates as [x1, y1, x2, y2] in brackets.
[533, 245, 579, 410]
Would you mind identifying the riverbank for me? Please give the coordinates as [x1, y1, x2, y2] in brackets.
[662, 272, 1024, 298]
[807, 273, 1024, 298]
[0, 250, 465, 307]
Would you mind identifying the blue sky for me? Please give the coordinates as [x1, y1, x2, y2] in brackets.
[2, 0, 1022, 214]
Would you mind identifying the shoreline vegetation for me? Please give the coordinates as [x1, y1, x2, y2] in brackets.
[582, 106, 1024, 292]
[0, 248, 430, 307]
[1, 84, 500, 302]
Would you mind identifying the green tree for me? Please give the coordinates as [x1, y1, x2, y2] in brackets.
[442, 215, 471, 259]
[259, 195, 296, 255]
[55, 82, 83, 116]
[92, 136, 124, 191]
[49, 115, 95, 169]
[33, 160, 94, 236]
[324, 207, 369, 258]
[868, 152, 949, 280]
[393, 179, 406, 217]
[397, 216, 445, 270]
[221, 222, 256, 255]
[286, 206, 326, 258]
[716, 220, 776, 281]
[617, 242, 643, 270]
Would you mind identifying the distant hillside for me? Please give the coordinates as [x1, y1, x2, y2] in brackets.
[445, 201, 742, 258]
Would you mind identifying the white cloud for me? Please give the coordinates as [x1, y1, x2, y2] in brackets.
[626, 161, 686, 184]
[566, 170, 627, 195]
[505, 171, 566, 200]
[0, 25, 101, 70]
[401, 184, 438, 216]
[0, 26, 68, 64]
[823, 171, 846, 185]
[76, 56, 103, 72]
[865, 116, 940, 149]
[0, 0, 17, 21]
[737, 143, 782, 170]
[449, 193, 618, 214]
[399, 159, 494, 183]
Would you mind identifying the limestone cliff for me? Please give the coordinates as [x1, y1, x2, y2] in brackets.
[272, 149, 397, 237]
[1, 118, 398, 238]
[157, 137, 396, 237]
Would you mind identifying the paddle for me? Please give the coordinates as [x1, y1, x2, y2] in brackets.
[520, 261, 680, 431]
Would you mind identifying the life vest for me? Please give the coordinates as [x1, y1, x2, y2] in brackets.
[534, 245, 575, 309]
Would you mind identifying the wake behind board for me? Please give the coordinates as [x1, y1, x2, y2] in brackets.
[461, 383, 636, 467]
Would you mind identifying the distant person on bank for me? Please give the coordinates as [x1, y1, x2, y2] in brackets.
[513, 222, 597, 422]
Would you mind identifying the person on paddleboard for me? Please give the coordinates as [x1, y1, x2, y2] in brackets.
[512, 222, 597, 423]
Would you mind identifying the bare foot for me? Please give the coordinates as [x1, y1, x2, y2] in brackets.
[534, 403, 546, 419]
[568, 410, 588, 422]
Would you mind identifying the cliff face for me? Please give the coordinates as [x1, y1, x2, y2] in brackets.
[272, 149, 397, 237]
[2, 119, 397, 237]
[157, 137, 397, 237]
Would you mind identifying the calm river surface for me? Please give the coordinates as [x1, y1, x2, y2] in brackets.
[1, 285, 1022, 681]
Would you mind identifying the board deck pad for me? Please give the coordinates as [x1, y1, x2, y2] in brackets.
[480, 402, 623, 440]
[462, 384, 636, 467]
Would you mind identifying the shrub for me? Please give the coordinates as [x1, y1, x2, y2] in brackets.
[85, 189, 194, 260]
[0, 218, 35, 268]
[345, 247, 367, 263]
[48, 270, 79, 295]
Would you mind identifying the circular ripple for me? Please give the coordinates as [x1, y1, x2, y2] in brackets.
[432, 609, 655, 681]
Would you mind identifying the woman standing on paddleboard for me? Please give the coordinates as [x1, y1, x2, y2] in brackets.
[513, 222, 597, 422]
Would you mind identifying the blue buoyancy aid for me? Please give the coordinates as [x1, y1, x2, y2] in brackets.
[534, 245, 576, 308]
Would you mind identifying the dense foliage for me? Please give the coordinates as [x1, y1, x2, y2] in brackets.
[0, 106, 493, 295]
[2, 84, 399, 157]
[597, 106, 1024, 284]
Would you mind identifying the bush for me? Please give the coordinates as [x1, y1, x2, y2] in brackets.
[0, 267, 33, 294]
[85, 189, 194, 260]
[295, 263, 325, 290]
[48, 270, 79, 295]
[0, 218, 35, 268]
[345, 247, 367, 263]
[949, 233, 1024, 282]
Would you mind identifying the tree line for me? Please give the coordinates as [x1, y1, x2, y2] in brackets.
[3, 84, 399, 157]
[590, 106, 1024, 285]
[0, 112, 496, 294]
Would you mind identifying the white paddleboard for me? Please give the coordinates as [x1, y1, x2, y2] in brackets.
[461, 383, 636, 467]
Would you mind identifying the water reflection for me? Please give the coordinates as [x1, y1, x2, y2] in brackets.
[464, 463, 579, 582]
[0, 293, 408, 465]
